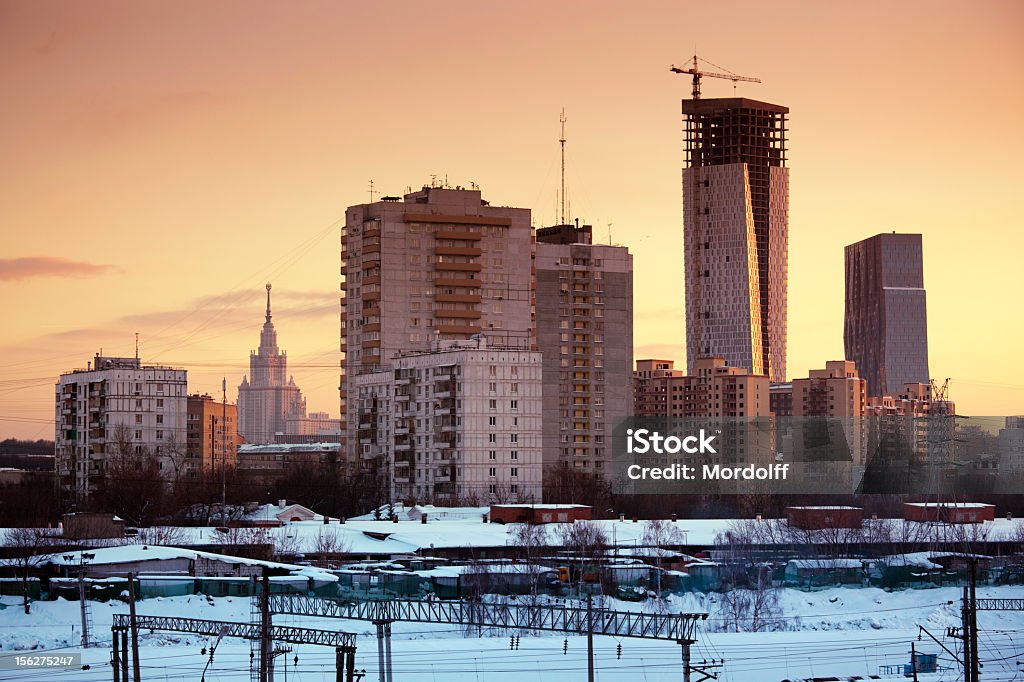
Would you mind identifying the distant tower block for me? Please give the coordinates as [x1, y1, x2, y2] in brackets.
[844, 233, 930, 397]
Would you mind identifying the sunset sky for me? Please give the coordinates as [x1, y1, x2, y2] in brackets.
[2, 0, 1023, 440]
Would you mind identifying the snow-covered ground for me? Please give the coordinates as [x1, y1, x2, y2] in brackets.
[1, 586, 1021, 681]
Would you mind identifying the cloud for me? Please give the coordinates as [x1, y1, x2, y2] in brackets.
[0, 257, 121, 282]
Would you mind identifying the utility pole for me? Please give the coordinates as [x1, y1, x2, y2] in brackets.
[586, 592, 594, 682]
[78, 566, 89, 648]
[221, 377, 227, 526]
[969, 560, 979, 682]
[962, 585, 972, 682]
[65, 552, 94, 648]
[910, 641, 919, 682]
[260, 572, 272, 682]
[128, 572, 141, 682]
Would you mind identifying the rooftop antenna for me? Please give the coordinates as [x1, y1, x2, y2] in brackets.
[608, 221, 613, 245]
[134, 332, 139, 360]
[559, 109, 567, 225]
[369, 179, 378, 203]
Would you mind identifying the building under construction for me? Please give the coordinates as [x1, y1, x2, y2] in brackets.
[682, 95, 790, 383]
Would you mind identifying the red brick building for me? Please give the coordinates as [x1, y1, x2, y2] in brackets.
[903, 502, 995, 524]
[785, 506, 863, 530]
[489, 504, 591, 525]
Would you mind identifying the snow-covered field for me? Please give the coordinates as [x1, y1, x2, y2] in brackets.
[1, 586, 1021, 681]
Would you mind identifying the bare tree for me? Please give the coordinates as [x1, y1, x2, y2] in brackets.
[641, 519, 683, 608]
[97, 424, 166, 526]
[217, 526, 272, 546]
[312, 526, 350, 566]
[3, 528, 58, 614]
[159, 432, 189, 488]
[273, 527, 303, 559]
[555, 520, 608, 593]
[713, 520, 782, 632]
[135, 525, 189, 546]
[509, 523, 549, 602]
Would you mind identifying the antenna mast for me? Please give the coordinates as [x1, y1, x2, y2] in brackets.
[559, 109, 567, 225]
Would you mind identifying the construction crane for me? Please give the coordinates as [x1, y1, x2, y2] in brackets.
[670, 54, 760, 99]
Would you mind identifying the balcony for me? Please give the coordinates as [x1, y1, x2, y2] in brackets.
[434, 261, 482, 273]
[434, 246, 483, 257]
[434, 277, 481, 288]
[436, 324, 482, 335]
[436, 229, 483, 241]
[435, 293, 482, 304]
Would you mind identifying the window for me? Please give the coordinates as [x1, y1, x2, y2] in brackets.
[489, 399, 497, 410]
[510, 400, 518, 410]
[488, 467, 496, 477]
[488, 450, 496, 460]
[510, 467, 518, 478]
[488, 416, 496, 426]
[489, 382, 497, 393]
[155, 430, 163, 439]
[156, 399, 163, 408]
[510, 433, 518, 443]
[135, 415, 142, 424]
[488, 433, 497, 443]
[510, 383, 518, 393]
[156, 415, 163, 424]
[135, 399, 142, 409]
[510, 450, 518, 460]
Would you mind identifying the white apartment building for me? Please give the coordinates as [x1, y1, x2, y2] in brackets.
[56, 354, 187, 497]
[352, 337, 542, 504]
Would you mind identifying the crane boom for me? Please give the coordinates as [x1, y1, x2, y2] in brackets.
[670, 54, 761, 99]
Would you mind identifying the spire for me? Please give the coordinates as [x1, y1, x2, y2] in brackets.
[265, 282, 272, 324]
[258, 282, 279, 356]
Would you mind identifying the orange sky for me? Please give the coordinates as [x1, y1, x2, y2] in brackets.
[2, 0, 1023, 440]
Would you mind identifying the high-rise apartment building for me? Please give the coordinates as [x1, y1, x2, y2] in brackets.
[352, 338, 542, 503]
[237, 284, 307, 444]
[633, 359, 687, 416]
[633, 357, 770, 418]
[534, 223, 633, 475]
[340, 186, 535, 463]
[682, 97, 789, 382]
[186, 393, 239, 474]
[56, 355, 187, 497]
[844, 232, 930, 397]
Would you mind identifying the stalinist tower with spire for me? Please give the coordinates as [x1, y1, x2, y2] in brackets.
[237, 283, 306, 444]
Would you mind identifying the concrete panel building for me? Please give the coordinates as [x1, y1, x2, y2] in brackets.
[682, 98, 789, 382]
[632, 357, 770, 418]
[535, 223, 633, 475]
[844, 233, 930, 397]
[341, 186, 535, 466]
[56, 354, 187, 497]
[352, 338, 542, 504]
[633, 359, 688, 417]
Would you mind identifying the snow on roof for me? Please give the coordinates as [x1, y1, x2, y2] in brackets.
[787, 558, 867, 569]
[786, 506, 861, 510]
[43, 545, 337, 581]
[491, 504, 591, 509]
[237, 442, 340, 453]
[904, 502, 995, 509]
